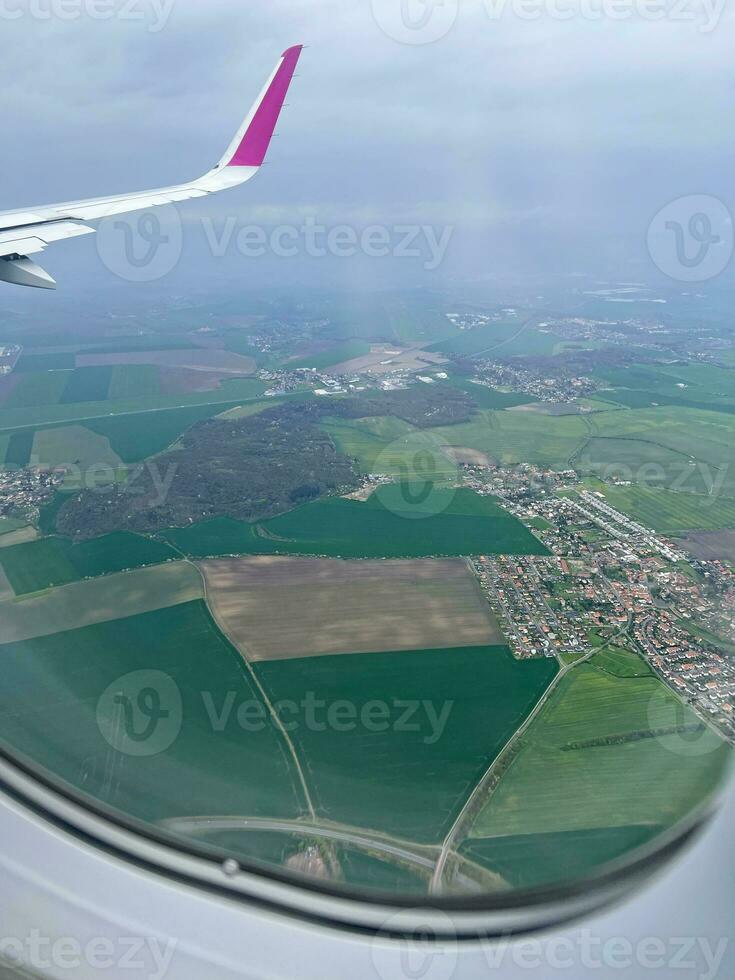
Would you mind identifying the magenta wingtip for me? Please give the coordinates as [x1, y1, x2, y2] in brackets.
[226, 45, 304, 168]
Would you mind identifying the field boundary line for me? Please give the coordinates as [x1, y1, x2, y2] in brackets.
[192, 558, 317, 820]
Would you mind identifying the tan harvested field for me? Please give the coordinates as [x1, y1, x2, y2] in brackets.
[200, 556, 503, 662]
[680, 530, 735, 562]
[0, 527, 39, 549]
[326, 345, 448, 377]
[76, 349, 256, 375]
[0, 566, 13, 602]
[159, 368, 229, 395]
[445, 447, 495, 466]
[0, 561, 202, 644]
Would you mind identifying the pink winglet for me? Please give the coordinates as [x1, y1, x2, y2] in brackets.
[227, 45, 303, 167]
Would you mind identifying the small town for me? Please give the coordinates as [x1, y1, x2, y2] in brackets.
[0, 465, 64, 524]
[462, 462, 735, 744]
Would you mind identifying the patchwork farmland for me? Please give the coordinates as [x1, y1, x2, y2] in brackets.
[0, 561, 202, 643]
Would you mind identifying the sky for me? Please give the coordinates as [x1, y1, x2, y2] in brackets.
[1, 0, 734, 301]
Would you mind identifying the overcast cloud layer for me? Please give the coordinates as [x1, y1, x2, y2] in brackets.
[1, 0, 734, 299]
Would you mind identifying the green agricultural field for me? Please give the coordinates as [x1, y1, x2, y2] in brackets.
[60, 367, 113, 404]
[491, 327, 560, 357]
[32, 426, 123, 487]
[447, 378, 536, 411]
[432, 410, 590, 470]
[0, 601, 305, 826]
[429, 322, 521, 357]
[0, 517, 26, 536]
[332, 845, 429, 894]
[594, 484, 735, 533]
[256, 645, 558, 842]
[0, 531, 178, 595]
[215, 400, 283, 421]
[14, 353, 75, 372]
[581, 406, 735, 495]
[108, 364, 162, 400]
[459, 826, 656, 891]
[598, 362, 735, 408]
[2, 372, 70, 409]
[2, 431, 34, 467]
[84, 403, 249, 461]
[78, 339, 201, 355]
[323, 416, 458, 478]
[590, 646, 653, 678]
[0, 377, 267, 433]
[2, 406, 228, 471]
[576, 438, 710, 493]
[164, 487, 549, 560]
[382, 294, 456, 344]
[0, 561, 203, 643]
[287, 341, 371, 370]
[656, 361, 735, 395]
[467, 664, 731, 885]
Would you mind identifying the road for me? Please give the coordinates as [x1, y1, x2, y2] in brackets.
[429, 621, 631, 894]
[159, 815, 438, 872]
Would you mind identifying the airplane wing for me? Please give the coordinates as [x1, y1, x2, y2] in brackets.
[0, 44, 303, 289]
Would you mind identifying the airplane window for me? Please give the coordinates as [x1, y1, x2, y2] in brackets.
[0, 2, 732, 946]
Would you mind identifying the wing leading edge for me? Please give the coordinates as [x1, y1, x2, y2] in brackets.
[0, 44, 303, 289]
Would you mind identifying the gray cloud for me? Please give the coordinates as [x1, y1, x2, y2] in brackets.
[1, 0, 733, 298]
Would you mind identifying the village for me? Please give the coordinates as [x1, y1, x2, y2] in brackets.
[463, 462, 735, 743]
